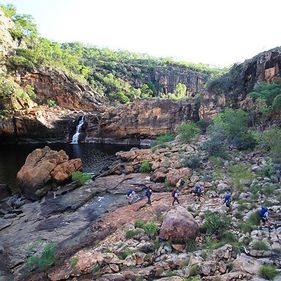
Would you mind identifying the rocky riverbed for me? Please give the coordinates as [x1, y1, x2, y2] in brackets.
[1, 137, 281, 281]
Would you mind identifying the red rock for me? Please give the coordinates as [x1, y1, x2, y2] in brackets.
[166, 168, 192, 186]
[159, 206, 198, 241]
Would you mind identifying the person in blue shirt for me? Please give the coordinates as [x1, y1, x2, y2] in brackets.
[223, 192, 232, 208]
[145, 187, 152, 205]
[127, 189, 135, 205]
[194, 183, 202, 202]
[258, 207, 269, 224]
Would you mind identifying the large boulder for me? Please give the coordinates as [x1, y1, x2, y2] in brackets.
[166, 168, 192, 186]
[159, 206, 198, 241]
[17, 146, 82, 199]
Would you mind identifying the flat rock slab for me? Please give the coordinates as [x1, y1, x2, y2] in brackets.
[0, 218, 12, 231]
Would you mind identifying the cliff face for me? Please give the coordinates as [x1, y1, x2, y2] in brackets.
[17, 68, 104, 111]
[83, 99, 199, 144]
[112, 63, 209, 96]
[201, 47, 281, 118]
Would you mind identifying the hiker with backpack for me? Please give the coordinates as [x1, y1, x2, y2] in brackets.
[127, 189, 135, 205]
[194, 182, 202, 202]
[223, 192, 232, 208]
[172, 188, 180, 206]
[258, 206, 269, 224]
[145, 187, 152, 205]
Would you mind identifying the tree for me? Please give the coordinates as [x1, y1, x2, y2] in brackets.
[175, 83, 187, 97]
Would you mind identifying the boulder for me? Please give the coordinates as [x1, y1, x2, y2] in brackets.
[166, 168, 192, 186]
[232, 253, 262, 275]
[159, 206, 198, 241]
[17, 146, 82, 199]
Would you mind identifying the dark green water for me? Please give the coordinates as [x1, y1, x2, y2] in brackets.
[0, 143, 131, 198]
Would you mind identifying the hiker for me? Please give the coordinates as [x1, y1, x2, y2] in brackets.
[127, 189, 135, 205]
[172, 188, 180, 205]
[223, 192, 232, 208]
[145, 187, 152, 205]
[258, 206, 269, 224]
[194, 182, 202, 202]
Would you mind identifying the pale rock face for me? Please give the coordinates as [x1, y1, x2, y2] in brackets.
[232, 253, 262, 275]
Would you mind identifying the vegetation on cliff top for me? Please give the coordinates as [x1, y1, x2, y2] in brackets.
[0, 4, 226, 106]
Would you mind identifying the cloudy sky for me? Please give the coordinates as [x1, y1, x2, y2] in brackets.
[1, 0, 280, 67]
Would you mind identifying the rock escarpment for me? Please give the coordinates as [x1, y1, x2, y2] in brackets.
[202, 47, 281, 119]
[84, 98, 200, 144]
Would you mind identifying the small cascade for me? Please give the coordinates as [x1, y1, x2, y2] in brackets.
[71, 116, 84, 144]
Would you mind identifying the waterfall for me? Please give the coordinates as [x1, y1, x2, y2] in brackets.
[71, 116, 84, 144]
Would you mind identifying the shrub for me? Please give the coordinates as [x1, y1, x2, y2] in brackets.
[134, 219, 146, 229]
[248, 212, 261, 226]
[185, 239, 197, 252]
[125, 228, 144, 239]
[250, 82, 281, 106]
[181, 154, 201, 169]
[189, 264, 199, 276]
[228, 163, 253, 191]
[196, 119, 209, 132]
[272, 94, 281, 112]
[222, 231, 239, 243]
[203, 211, 230, 237]
[152, 133, 175, 146]
[252, 240, 270, 251]
[164, 179, 172, 190]
[259, 265, 278, 280]
[118, 247, 135, 260]
[27, 242, 57, 271]
[143, 222, 158, 238]
[201, 126, 227, 156]
[239, 222, 255, 233]
[69, 257, 78, 268]
[47, 99, 56, 107]
[139, 160, 152, 173]
[176, 121, 200, 143]
[71, 171, 91, 185]
[260, 128, 281, 164]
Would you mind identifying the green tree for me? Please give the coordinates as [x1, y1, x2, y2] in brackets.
[250, 82, 281, 106]
[175, 83, 187, 97]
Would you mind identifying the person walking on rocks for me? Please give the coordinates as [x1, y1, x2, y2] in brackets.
[145, 187, 152, 205]
[194, 182, 202, 202]
[172, 188, 180, 206]
[258, 206, 269, 225]
[127, 189, 135, 205]
[223, 192, 232, 208]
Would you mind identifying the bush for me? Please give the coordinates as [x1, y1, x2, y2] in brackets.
[260, 129, 281, 164]
[181, 154, 201, 169]
[201, 126, 227, 156]
[203, 211, 230, 237]
[248, 211, 261, 226]
[259, 265, 278, 280]
[27, 242, 57, 271]
[152, 133, 175, 146]
[71, 171, 91, 185]
[143, 222, 158, 238]
[185, 239, 197, 252]
[228, 163, 254, 191]
[139, 160, 152, 173]
[222, 231, 239, 243]
[272, 94, 281, 112]
[118, 247, 135, 260]
[134, 219, 146, 229]
[189, 264, 199, 276]
[47, 99, 56, 107]
[125, 228, 144, 239]
[69, 257, 78, 268]
[252, 240, 270, 251]
[176, 121, 200, 143]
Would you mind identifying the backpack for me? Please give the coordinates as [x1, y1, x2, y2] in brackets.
[195, 185, 201, 194]
[145, 188, 152, 197]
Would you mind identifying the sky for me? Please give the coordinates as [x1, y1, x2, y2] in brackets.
[1, 0, 280, 67]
